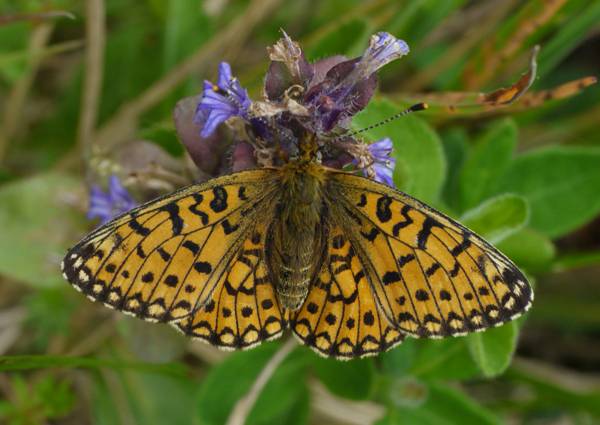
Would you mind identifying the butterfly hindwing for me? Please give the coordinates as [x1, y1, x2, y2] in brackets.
[173, 224, 288, 349]
[291, 224, 404, 359]
[61, 169, 279, 325]
[327, 171, 533, 338]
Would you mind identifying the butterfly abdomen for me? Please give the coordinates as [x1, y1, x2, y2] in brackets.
[267, 164, 326, 310]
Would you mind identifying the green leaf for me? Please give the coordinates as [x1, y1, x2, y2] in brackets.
[380, 338, 417, 378]
[490, 146, 600, 238]
[0, 355, 188, 376]
[353, 98, 446, 203]
[252, 383, 310, 425]
[25, 289, 76, 350]
[459, 119, 517, 211]
[379, 381, 500, 425]
[441, 127, 470, 211]
[460, 194, 529, 244]
[90, 364, 197, 425]
[408, 338, 480, 381]
[120, 371, 197, 425]
[311, 356, 375, 400]
[0, 173, 86, 287]
[498, 228, 555, 272]
[162, 0, 212, 71]
[196, 342, 309, 425]
[467, 321, 518, 378]
[249, 349, 309, 425]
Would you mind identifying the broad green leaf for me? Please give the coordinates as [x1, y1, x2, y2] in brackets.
[490, 146, 600, 238]
[409, 338, 480, 381]
[353, 99, 446, 203]
[498, 228, 555, 272]
[25, 289, 77, 350]
[119, 371, 197, 425]
[196, 343, 309, 425]
[91, 375, 121, 425]
[0, 173, 86, 287]
[252, 384, 310, 425]
[311, 356, 375, 400]
[467, 321, 518, 378]
[441, 127, 470, 211]
[380, 338, 417, 378]
[162, 0, 212, 71]
[378, 382, 499, 425]
[249, 349, 309, 425]
[459, 119, 517, 211]
[460, 194, 529, 244]
[0, 355, 187, 376]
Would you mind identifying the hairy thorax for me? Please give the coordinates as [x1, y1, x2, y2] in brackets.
[268, 161, 327, 310]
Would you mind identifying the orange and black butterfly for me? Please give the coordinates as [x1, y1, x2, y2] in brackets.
[62, 138, 532, 359]
[62, 31, 532, 359]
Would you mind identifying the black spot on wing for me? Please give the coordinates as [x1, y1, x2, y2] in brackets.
[221, 219, 239, 235]
[161, 203, 183, 235]
[157, 247, 171, 262]
[376, 196, 392, 223]
[450, 238, 472, 256]
[360, 227, 380, 242]
[194, 261, 212, 274]
[129, 218, 150, 236]
[417, 217, 441, 249]
[189, 194, 209, 225]
[210, 186, 228, 212]
[182, 240, 200, 255]
[392, 205, 413, 237]
[357, 194, 367, 207]
[398, 253, 415, 267]
[382, 271, 401, 285]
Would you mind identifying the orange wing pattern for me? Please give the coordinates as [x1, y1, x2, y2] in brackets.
[291, 223, 404, 359]
[173, 225, 287, 349]
[61, 170, 280, 333]
[326, 172, 533, 339]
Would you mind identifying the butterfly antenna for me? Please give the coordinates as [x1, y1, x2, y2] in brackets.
[348, 102, 428, 137]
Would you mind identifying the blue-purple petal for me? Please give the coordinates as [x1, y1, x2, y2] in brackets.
[87, 176, 136, 224]
[217, 62, 233, 88]
[194, 62, 251, 137]
[357, 32, 409, 78]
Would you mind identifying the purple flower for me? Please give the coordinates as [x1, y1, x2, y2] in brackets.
[353, 32, 409, 80]
[305, 32, 409, 132]
[194, 62, 251, 138]
[182, 32, 412, 184]
[87, 175, 136, 224]
[366, 137, 396, 187]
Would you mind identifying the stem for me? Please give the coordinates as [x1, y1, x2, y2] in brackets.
[226, 338, 296, 425]
[77, 0, 106, 165]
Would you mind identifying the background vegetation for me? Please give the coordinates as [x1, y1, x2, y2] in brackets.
[1, 1, 599, 424]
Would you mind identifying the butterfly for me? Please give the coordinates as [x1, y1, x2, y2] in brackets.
[62, 137, 533, 359]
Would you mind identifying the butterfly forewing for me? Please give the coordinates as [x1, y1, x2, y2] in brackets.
[62, 169, 280, 325]
[326, 171, 533, 339]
